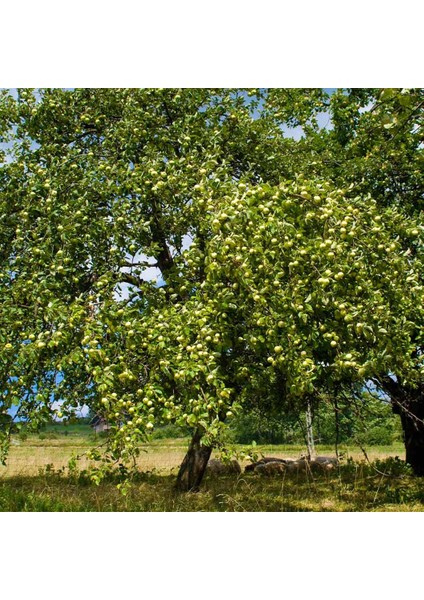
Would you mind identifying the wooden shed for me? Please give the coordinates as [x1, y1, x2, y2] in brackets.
[89, 415, 111, 434]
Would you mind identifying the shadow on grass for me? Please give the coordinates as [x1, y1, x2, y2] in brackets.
[1, 458, 424, 512]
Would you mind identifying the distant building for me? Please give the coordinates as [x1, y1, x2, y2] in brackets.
[89, 415, 111, 434]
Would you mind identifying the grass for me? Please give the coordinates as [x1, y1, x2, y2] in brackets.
[1, 432, 422, 511]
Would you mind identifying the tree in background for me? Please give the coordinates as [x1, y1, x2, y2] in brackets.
[308, 89, 424, 473]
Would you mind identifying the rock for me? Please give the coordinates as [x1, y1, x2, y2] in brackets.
[312, 456, 339, 466]
[254, 461, 287, 475]
[286, 456, 339, 473]
[206, 459, 242, 475]
[285, 458, 309, 472]
[245, 455, 339, 475]
[321, 462, 335, 471]
[245, 457, 290, 472]
[311, 456, 339, 471]
[308, 456, 339, 472]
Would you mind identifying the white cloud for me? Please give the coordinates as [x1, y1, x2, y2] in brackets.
[51, 400, 89, 421]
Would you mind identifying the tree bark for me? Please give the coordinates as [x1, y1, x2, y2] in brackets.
[305, 397, 316, 460]
[396, 394, 424, 476]
[378, 376, 424, 476]
[175, 429, 213, 492]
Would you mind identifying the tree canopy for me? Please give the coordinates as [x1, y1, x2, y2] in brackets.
[0, 88, 423, 488]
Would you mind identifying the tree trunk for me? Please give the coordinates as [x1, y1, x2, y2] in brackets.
[377, 376, 424, 476]
[175, 429, 213, 492]
[305, 398, 316, 460]
[383, 378, 424, 475]
[396, 396, 424, 476]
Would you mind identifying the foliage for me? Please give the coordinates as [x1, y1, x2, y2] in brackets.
[150, 423, 190, 440]
[348, 394, 403, 446]
[0, 88, 422, 475]
[229, 394, 402, 446]
[229, 411, 301, 445]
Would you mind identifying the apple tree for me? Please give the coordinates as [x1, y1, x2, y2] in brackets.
[0, 88, 422, 490]
[261, 88, 424, 475]
[0, 87, 322, 469]
[297, 88, 424, 472]
[142, 178, 423, 489]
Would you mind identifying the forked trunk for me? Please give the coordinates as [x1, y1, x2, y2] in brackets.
[175, 429, 213, 492]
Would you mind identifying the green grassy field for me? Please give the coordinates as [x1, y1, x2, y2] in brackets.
[1, 426, 422, 511]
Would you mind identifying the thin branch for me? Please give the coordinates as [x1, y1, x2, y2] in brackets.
[120, 260, 158, 269]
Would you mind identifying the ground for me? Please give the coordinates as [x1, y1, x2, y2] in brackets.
[1, 426, 423, 511]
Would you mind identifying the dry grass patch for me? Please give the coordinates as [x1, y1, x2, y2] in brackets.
[1, 438, 406, 479]
[1, 437, 419, 513]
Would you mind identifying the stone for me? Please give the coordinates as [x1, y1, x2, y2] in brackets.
[254, 461, 287, 475]
[245, 457, 289, 472]
[206, 458, 242, 475]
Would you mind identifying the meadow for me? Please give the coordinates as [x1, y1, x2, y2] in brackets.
[1, 425, 423, 511]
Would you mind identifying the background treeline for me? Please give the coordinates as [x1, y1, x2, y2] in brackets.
[11, 392, 402, 448]
[149, 393, 402, 446]
[228, 395, 402, 446]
